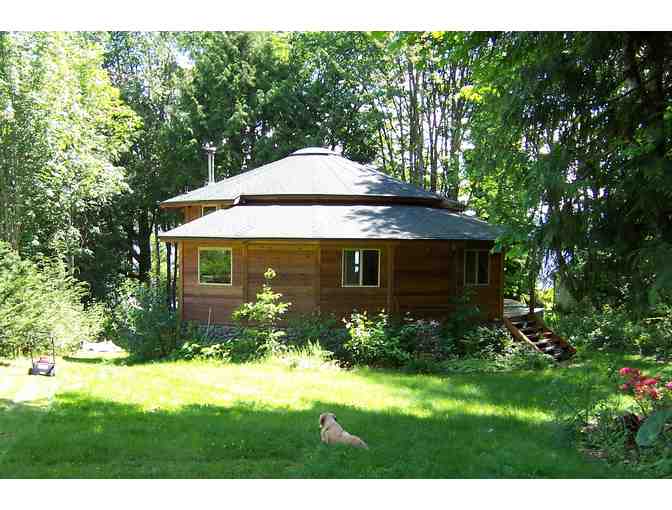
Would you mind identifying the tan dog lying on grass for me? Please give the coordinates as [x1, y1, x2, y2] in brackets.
[319, 412, 369, 449]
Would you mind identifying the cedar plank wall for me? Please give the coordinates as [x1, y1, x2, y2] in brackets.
[319, 241, 389, 318]
[247, 243, 318, 315]
[179, 239, 502, 324]
[182, 240, 245, 323]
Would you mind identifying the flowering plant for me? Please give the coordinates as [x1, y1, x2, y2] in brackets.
[618, 367, 672, 447]
[618, 367, 672, 415]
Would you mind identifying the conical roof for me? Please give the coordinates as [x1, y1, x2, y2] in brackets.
[161, 147, 446, 207]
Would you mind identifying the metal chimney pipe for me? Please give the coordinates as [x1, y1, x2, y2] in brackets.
[204, 144, 216, 185]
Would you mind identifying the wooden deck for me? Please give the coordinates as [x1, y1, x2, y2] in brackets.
[503, 298, 544, 319]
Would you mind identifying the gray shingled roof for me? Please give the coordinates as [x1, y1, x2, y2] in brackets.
[162, 148, 441, 205]
[159, 205, 500, 241]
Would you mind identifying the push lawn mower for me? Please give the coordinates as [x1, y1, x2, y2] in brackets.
[28, 336, 56, 377]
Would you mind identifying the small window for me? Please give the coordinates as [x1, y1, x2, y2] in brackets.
[342, 249, 380, 287]
[202, 205, 218, 216]
[198, 247, 232, 285]
[465, 250, 489, 286]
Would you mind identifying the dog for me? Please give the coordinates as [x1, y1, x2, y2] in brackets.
[319, 412, 368, 449]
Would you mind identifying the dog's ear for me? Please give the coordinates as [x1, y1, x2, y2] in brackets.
[319, 414, 325, 427]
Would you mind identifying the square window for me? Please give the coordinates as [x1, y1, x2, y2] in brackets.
[342, 249, 380, 287]
[465, 251, 476, 285]
[478, 251, 489, 285]
[199, 248, 232, 285]
[465, 250, 489, 286]
[202, 205, 218, 216]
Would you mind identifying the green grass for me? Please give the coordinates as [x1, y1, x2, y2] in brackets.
[0, 351, 665, 478]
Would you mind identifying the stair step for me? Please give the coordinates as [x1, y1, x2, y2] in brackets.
[505, 315, 575, 362]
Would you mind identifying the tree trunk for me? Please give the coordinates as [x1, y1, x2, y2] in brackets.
[166, 241, 172, 309]
[172, 242, 179, 311]
[153, 210, 161, 288]
[137, 210, 152, 283]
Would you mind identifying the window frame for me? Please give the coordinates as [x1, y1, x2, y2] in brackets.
[201, 205, 219, 217]
[341, 248, 381, 288]
[464, 249, 490, 287]
[198, 246, 233, 286]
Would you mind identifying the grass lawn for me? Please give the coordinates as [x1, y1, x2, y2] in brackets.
[0, 350, 664, 478]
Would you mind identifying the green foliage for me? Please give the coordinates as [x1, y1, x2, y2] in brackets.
[171, 341, 231, 362]
[0, 241, 102, 356]
[267, 341, 338, 372]
[231, 268, 292, 357]
[0, 32, 138, 270]
[343, 312, 410, 367]
[441, 291, 482, 340]
[106, 277, 178, 360]
[102, 31, 186, 286]
[636, 408, 672, 448]
[465, 32, 672, 312]
[396, 319, 448, 359]
[547, 305, 672, 358]
[286, 312, 349, 359]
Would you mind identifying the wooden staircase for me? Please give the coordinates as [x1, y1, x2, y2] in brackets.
[503, 313, 576, 362]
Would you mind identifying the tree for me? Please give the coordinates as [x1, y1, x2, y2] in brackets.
[102, 31, 186, 289]
[464, 32, 672, 311]
[0, 32, 138, 280]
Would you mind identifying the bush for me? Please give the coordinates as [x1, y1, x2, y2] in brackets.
[453, 323, 511, 357]
[396, 318, 448, 358]
[106, 278, 178, 360]
[231, 268, 291, 358]
[560, 366, 672, 477]
[343, 311, 410, 367]
[0, 242, 103, 357]
[547, 304, 672, 358]
[268, 341, 339, 371]
[170, 341, 231, 362]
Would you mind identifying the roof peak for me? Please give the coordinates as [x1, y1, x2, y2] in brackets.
[291, 147, 339, 156]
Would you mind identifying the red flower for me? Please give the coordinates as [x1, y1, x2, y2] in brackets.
[642, 377, 659, 386]
[619, 367, 632, 376]
[666, 381, 672, 390]
[620, 383, 630, 391]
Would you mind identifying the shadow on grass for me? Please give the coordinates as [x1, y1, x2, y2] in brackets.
[0, 389, 625, 479]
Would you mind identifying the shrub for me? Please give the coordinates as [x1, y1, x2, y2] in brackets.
[285, 312, 349, 362]
[558, 365, 672, 477]
[106, 278, 178, 360]
[396, 318, 448, 358]
[268, 341, 339, 371]
[171, 341, 231, 362]
[0, 242, 103, 356]
[453, 323, 511, 357]
[442, 291, 481, 339]
[495, 342, 556, 371]
[547, 304, 672, 358]
[231, 268, 291, 357]
[440, 342, 554, 373]
[343, 311, 410, 367]
[617, 367, 672, 446]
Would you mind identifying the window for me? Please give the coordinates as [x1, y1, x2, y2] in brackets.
[202, 205, 218, 216]
[198, 247, 232, 285]
[465, 250, 490, 286]
[342, 249, 380, 287]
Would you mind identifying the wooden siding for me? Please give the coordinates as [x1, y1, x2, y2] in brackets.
[181, 240, 244, 323]
[181, 204, 231, 223]
[179, 239, 503, 324]
[319, 241, 389, 318]
[247, 243, 318, 314]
